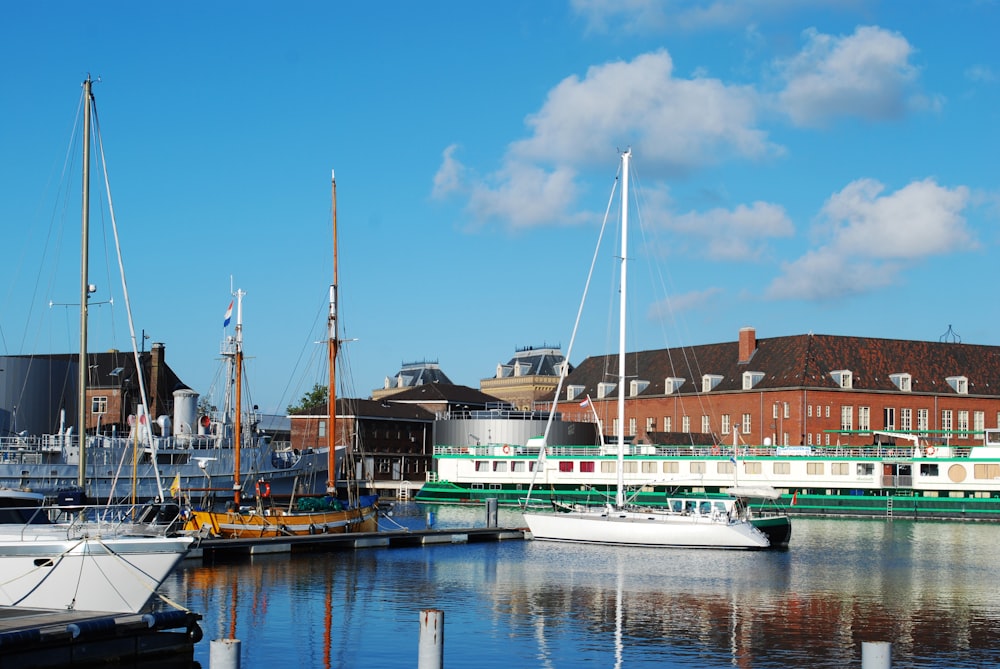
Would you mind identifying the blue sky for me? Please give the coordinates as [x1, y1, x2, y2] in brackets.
[2, 1, 998, 415]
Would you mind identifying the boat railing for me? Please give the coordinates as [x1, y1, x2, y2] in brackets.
[432, 442, 977, 459]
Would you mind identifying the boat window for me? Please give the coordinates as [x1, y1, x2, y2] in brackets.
[559, 461, 574, 473]
[856, 463, 875, 476]
[690, 461, 706, 474]
[580, 461, 595, 473]
[698, 501, 712, 515]
[623, 461, 638, 473]
[831, 462, 850, 475]
[684, 501, 696, 514]
[669, 500, 683, 513]
[512, 461, 526, 472]
[662, 462, 679, 474]
[475, 461, 490, 472]
[713, 501, 728, 513]
[493, 462, 508, 473]
[919, 463, 939, 477]
[601, 461, 617, 474]
[807, 462, 825, 475]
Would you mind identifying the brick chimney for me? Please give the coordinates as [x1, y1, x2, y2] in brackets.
[738, 327, 756, 363]
[149, 342, 165, 417]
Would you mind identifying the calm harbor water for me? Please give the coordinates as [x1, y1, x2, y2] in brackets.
[162, 504, 1000, 668]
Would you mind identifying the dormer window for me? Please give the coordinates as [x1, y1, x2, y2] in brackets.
[702, 374, 723, 392]
[597, 382, 617, 399]
[566, 385, 585, 401]
[890, 373, 911, 392]
[831, 370, 853, 389]
[665, 377, 685, 394]
[742, 371, 764, 390]
[629, 379, 649, 397]
[947, 376, 969, 395]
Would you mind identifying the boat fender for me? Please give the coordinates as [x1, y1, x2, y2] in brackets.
[255, 480, 271, 498]
[502, 444, 511, 455]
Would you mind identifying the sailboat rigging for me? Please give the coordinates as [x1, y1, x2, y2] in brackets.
[522, 149, 788, 549]
[183, 169, 378, 538]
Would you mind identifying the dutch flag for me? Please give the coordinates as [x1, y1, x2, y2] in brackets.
[223, 300, 234, 327]
[580, 398, 590, 408]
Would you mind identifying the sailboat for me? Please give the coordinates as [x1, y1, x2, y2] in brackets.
[184, 170, 378, 538]
[0, 76, 192, 612]
[523, 150, 780, 549]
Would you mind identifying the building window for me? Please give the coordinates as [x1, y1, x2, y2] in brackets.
[701, 415, 710, 433]
[628, 417, 636, 436]
[742, 371, 764, 390]
[901, 408, 912, 432]
[318, 420, 326, 438]
[682, 415, 690, 433]
[702, 375, 722, 392]
[890, 373, 912, 392]
[663, 416, 671, 432]
[665, 377, 685, 394]
[917, 409, 929, 431]
[807, 405, 813, 418]
[721, 414, 731, 435]
[825, 406, 830, 418]
[958, 410, 970, 437]
[947, 376, 969, 394]
[741, 414, 751, 434]
[91, 396, 108, 414]
[840, 406, 853, 431]
[597, 382, 616, 399]
[941, 410, 953, 433]
[831, 370, 853, 389]
[858, 406, 870, 431]
[974, 411, 985, 435]
[883, 407, 895, 430]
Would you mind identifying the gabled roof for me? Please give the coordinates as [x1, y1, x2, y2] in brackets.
[387, 382, 502, 406]
[551, 332, 1000, 399]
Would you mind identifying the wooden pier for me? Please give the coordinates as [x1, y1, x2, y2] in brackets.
[188, 526, 528, 563]
[0, 606, 202, 668]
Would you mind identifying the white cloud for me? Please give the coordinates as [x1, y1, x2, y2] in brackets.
[670, 201, 794, 260]
[467, 161, 585, 230]
[767, 178, 973, 300]
[776, 26, 920, 127]
[648, 287, 722, 320]
[431, 144, 465, 199]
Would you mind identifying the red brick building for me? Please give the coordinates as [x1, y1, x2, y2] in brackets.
[551, 327, 1000, 448]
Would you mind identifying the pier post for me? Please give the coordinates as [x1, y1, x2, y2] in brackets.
[210, 638, 241, 669]
[861, 641, 891, 669]
[418, 608, 444, 669]
[485, 498, 498, 528]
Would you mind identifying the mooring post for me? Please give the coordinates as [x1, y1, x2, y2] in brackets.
[210, 638, 241, 669]
[861, 641, 891, 669]
[485, 498, 498, 528]
[418, 608, 444, 669]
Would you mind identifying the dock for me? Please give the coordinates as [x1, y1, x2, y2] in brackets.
[0, 606, 202, 668]
[188, 526, 528, 563]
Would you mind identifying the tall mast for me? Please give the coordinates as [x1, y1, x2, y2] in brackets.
[327, 170, 338, 495]
[77, 76, 94, 491]
[232, 289, 245, 505]
[615, 149, 630, 508]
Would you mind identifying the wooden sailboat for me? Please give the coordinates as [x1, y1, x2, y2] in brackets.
[522, 150, 780, 549]
[184, 170, 378, 538]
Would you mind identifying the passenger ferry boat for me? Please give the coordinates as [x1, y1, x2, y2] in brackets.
[416, 427, 1000, 521]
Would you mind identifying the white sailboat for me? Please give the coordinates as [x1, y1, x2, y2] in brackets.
[522, 150, 774, 549]
[0, 76, 191, 612]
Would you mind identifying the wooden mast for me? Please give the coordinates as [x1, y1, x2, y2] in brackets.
[327, 170, 338, 495]
[233, 289, 245, 506]
[77, 75, 93, 492]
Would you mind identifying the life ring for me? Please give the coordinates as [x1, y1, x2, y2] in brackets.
[255, 480, 271, 498]
[926, 446, 936, 456]
[502, 444, 511, 455]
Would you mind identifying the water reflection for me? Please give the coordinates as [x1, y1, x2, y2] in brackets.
[163, 508, 1000, 668]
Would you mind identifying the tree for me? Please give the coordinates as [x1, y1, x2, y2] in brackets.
[287, 383, 328, 415]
